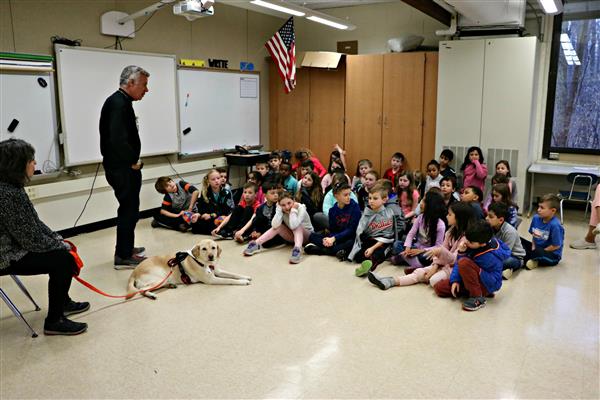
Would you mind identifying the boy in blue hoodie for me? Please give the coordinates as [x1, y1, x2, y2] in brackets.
[304, 182, 361, 260]
[434, 220, 511, 311]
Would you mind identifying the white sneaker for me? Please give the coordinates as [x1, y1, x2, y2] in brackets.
[569, 239, 597, 250]
[525, 260, 539, 270]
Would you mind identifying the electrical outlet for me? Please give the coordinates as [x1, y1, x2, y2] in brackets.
[25, 186, 37, 199]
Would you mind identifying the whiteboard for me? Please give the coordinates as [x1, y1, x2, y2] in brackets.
[55, 46, 179, 166]
[0, 71, 60, 172]
[178, 69, 260, 155]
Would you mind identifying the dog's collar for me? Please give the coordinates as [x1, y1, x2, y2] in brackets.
[186, 250, 215, 271]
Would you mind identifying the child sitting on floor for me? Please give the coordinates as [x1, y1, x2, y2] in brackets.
[424, 160, 443, 193]
[243, 191, 314, 264]
[212, 182, 261, 240]
[350, 183, 396, 277]
[390, 190, 446, 271]
[152, 176, 200, 232]
[440, 176, 460, 208]
[192, 169, 235, 235]
[240, 182, 283, 246]
[486, 202, 526, 280]
[434, 220, 511, 312]
[280, 161, 298, 196]
[351, 159, 373, 193]
[461, 185, 485, 220]
[490, 183, 518, 227]
[368, 201, 475, 290]
[304, 182, 361, 261]
[522, 194, 564, 270]
[357, 170, 379, 211]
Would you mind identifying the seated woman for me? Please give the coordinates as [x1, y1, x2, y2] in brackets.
[0, 139, 89, 336]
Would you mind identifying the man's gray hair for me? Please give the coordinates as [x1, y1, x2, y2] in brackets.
[119, 65, 150, 87]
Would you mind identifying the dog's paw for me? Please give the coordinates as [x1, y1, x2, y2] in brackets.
[244, 276, 252, 281]
[143, 291, 158, 300]
[241, 279, 251, 285]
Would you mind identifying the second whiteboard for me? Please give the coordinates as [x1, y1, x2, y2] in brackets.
[178, 69, 260, 155]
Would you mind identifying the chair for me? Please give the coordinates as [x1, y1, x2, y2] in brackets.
[0, 275, 41, 337]
[559, 172, 599, 224]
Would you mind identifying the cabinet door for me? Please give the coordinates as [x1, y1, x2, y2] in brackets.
[269, 64, 310, 152]
[436, 40, 485, 156]
[421, 52, 438, 171]
[309, 67, 346, 167]
[345, 54, 384, 173]
[381, 52, 425, 172]
[480, 36, 537, 209]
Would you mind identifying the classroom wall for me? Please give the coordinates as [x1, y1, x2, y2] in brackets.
[0, 0, 283, 231]
[294, 1, 446, 54]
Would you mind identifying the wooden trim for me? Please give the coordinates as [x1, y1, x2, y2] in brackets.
[422, 52, 438, 170]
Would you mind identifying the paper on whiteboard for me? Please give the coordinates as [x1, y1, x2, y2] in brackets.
[240, 77, 257, 98]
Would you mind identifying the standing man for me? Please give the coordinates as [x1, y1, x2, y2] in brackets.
[100, 65, 149, 268]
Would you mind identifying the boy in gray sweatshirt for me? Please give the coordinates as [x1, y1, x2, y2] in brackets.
[486, 202, 526, 280]
[350, 184, 396, 277]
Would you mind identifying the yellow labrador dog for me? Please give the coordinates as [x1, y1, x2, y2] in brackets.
[127, 239, 251, 299]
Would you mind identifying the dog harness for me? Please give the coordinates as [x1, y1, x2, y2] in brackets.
[167, 250, 215, 285]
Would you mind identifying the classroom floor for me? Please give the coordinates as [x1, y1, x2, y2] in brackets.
[1, 210, 598, 399]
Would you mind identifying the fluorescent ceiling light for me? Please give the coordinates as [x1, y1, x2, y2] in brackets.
[250, 0, 305, 16]
[307, 15, 348, 30]
[538, 0, 563, 15]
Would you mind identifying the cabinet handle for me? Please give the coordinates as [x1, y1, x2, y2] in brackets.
[377, 115, 382, 125]
[384, 115, 388, 127]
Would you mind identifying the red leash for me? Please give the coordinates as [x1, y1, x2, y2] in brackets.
[73, 271, 173, 299]
[65, 240, 174, 299]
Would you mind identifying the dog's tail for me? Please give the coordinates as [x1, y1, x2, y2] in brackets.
[126, 275, 138, 300]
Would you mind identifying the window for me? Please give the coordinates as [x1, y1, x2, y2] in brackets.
[543, 13, 600, 155]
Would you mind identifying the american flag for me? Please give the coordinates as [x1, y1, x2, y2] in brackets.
[266, 17, 296, 93]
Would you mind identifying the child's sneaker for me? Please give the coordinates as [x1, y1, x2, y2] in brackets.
[289, 247, 302, 264]
[502, 268, 513, 280]
[525, 259, 539, 270]
[243, 241, 262, 256]
[303, 243, 322, 255]
[569, 239, 597, 250]
[335, 249, 347, 262]
[462, 296, 486, 311]
[355, 260, 372, 277]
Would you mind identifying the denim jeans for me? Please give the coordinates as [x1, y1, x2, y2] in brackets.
[503, 256, 524, 271]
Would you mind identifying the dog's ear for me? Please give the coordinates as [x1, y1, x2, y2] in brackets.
[217, 243, 222, 258]
[192, 244, 201, 259]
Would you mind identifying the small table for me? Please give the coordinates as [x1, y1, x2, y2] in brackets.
[224, 152, 271, 179]
[527, 161, 600, 216]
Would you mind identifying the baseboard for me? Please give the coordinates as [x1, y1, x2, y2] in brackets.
[58, 208, 159, 238]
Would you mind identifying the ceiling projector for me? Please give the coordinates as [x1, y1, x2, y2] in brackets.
[173, 0, 215, 20]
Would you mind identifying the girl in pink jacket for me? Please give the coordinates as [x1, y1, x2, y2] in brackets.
[368, 202, 477, 290]
[460, 146, 488, 192]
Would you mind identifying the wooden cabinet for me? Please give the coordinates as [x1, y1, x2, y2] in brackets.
[269, 66, 310, 153]
[309, 67, 346, 165]
[345, 52, 438, 176]
[269, 52, 438, 178]
[421, 52, 438, 171]
[345, 54, 384, 173]
[269, 64, 345, 165]
[381, 52, 425, 172]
